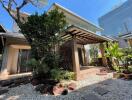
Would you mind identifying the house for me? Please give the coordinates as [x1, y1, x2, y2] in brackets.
[0, 3, 112, 80]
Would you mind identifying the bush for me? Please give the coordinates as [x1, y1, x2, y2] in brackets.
[63, 71, 75, 80]
[26, 58, 50, 78]
[50, 68, 75, 81]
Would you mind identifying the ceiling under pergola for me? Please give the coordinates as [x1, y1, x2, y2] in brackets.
[62, 25, 111, 45]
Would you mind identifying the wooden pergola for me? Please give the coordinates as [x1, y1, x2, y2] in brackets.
[61, 25, 112, 80]
[62, 25, 109, 44]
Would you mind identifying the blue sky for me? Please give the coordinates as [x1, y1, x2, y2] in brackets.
[0, 0, 127, 31]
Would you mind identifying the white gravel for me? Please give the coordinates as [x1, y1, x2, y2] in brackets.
[1, 73, 132, 100]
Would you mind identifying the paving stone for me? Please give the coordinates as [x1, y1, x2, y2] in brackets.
[81, 93, 101, 100]
[93, 87, 109, 96]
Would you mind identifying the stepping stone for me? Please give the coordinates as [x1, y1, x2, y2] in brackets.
[93, 87, 109, 96]
[81, 93, 101, 100]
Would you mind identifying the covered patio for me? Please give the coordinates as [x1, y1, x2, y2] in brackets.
[61, 25, 112, 80]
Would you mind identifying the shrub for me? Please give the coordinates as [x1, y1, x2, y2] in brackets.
[63, 71, 75, 80]
[50, 68, 75, 81]
[26, 58, 50, 78]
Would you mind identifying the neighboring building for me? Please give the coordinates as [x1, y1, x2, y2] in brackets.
[99, 0, 132, 36]
[0, 3, 112, 80]
[120, 32, 132, 47]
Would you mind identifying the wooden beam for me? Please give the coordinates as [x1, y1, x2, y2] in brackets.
[76, 35, 99, 43]
[10, 45, 31, 49]
[79, 34, 101, 42]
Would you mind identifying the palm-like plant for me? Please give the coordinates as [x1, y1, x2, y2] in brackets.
[105, 42, 132, 73]
[105, 42, 123, 69]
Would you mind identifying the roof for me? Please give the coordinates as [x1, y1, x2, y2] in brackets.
[0, 32, 25, 39]
[101, 35, 118, 41]
[62, 25, 112, 45]
[0, 25, 7, 32]
[120, 33, 132, 39]
[48, 3, 103, 32]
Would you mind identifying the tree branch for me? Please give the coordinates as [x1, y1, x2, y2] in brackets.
[8, 0, 12, 11]
[12, 0, 17, 6]
[17, 0, 28, 10]
[0, 0, 17, 22]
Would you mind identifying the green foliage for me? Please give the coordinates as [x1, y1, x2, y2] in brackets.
[20, 9, 67, 79]
[51, 68, 75, 81]
[89, 44, 98, 59]
[26, 58, 50, 78]
[105, 42, 123, 59]
[105, 42, 132, 73]
[20, 9, 67, 60]
[63, 71, 75, 80]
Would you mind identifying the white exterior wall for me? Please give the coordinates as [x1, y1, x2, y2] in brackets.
[49, 4, 101, 33]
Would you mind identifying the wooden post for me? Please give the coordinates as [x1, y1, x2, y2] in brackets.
[99, 43, 107, 67]
[83, 45, 87, 65]
[72, 38, 80, 80]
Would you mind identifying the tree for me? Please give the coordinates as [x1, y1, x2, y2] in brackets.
[0, 0, 47, 25]
[20, 9, 67, 78]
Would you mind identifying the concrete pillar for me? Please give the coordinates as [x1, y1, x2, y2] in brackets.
[72, 39, 80, 80]
[6, 46, 19, 74]
[99, 43, 107, 67]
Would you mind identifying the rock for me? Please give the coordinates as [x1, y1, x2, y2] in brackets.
[14, 77, 30, 85]
[68, 83, 76, 91]
[31, 79, 40, 86]
[61, 89, 68, 95]
[41, 79, 59, 86]
[53, 84, 64, 96]
[35, 84, 45, 92]
[0, 89, 8, 95]
[1, 80, 13, 87]
[42, 84, 53, 94]
[93, 87, 109, 96]
[8, 83, 20, 88]
[35, 84, 53, 94]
